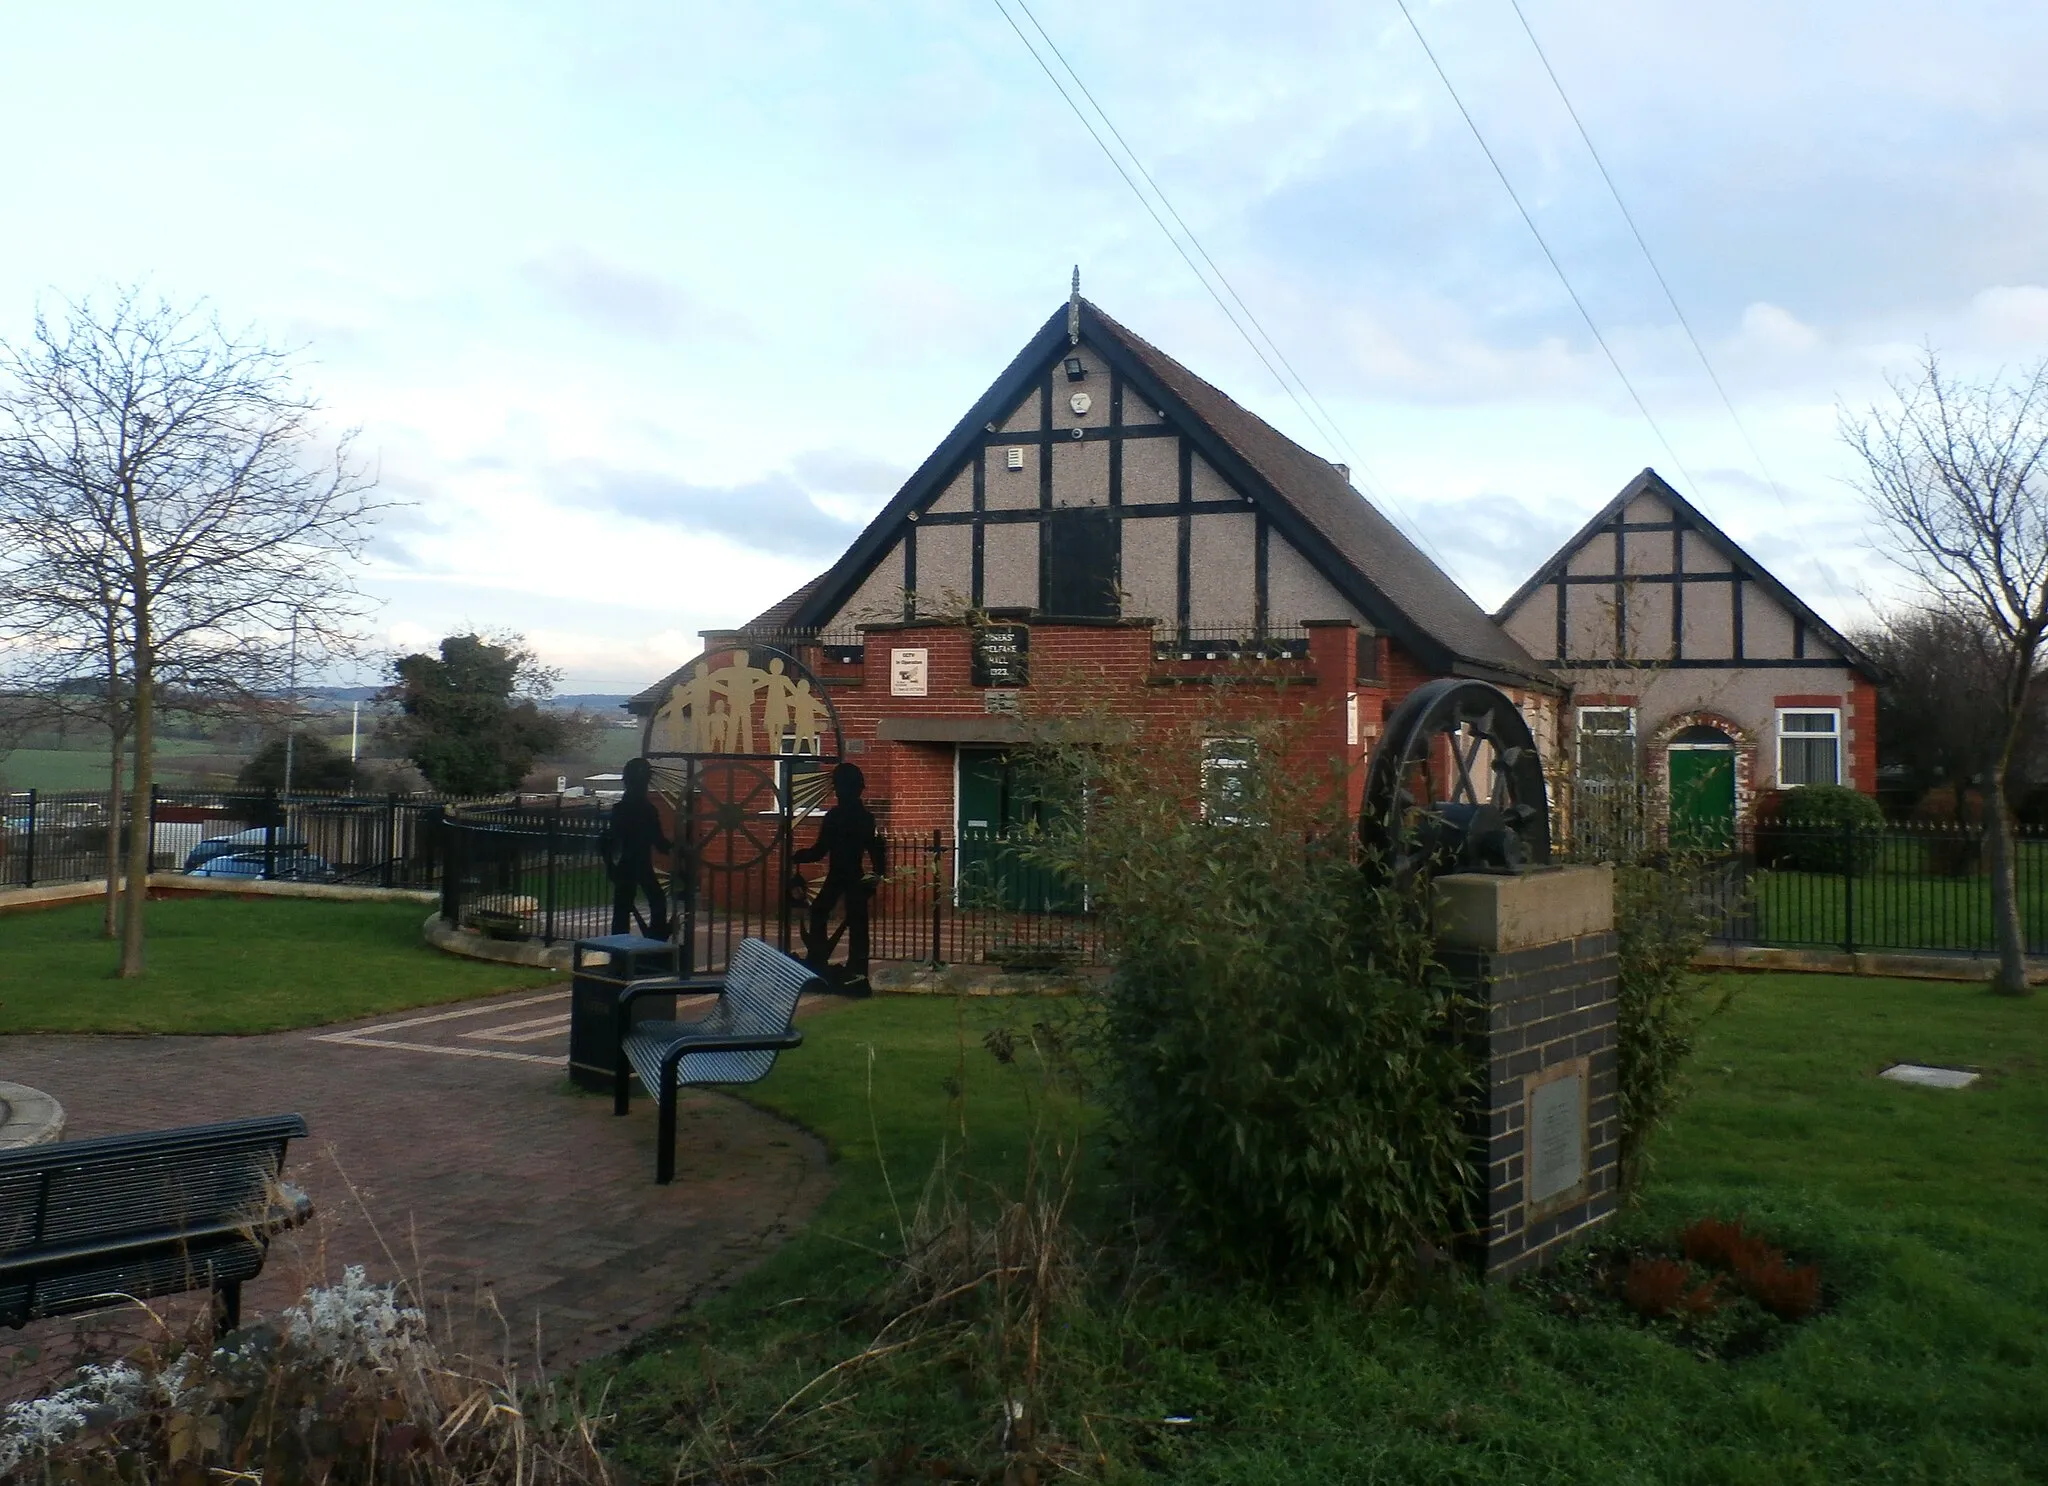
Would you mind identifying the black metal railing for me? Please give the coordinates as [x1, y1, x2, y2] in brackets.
[1150, 625, 1311, 662]
[435, 815, 1105, 966]
[1564, 818, 2048, 957]
[1, 787, 471, 892]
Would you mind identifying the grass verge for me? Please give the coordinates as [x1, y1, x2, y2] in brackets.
[591, 974, 2047, 1483]
[0, 896, 556, 1034]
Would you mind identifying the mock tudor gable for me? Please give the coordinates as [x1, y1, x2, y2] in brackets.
[777, 298, 1547, 687]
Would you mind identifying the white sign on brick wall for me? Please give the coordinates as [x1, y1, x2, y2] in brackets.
[890, 648, 928, 697]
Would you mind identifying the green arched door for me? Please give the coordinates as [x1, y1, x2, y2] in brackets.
[1668, 726, 1736, 852]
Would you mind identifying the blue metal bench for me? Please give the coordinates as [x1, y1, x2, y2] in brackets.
[613, 937, 819, 1183]
[0, 1115, 313, 1331]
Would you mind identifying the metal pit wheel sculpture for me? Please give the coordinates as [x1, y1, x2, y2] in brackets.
[1360, 678, 1551, 881]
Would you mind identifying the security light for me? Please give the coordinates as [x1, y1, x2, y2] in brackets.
[1063, 357, 1086, 381]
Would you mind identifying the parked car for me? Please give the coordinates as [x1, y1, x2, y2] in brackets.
[184, 827, 305, 872]
[186, 849, 335, 884]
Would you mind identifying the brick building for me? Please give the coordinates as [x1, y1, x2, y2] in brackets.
[629, 293, 1558, 840]
[1494, 469, 1883, 842]
[631, 301, 1878, 853]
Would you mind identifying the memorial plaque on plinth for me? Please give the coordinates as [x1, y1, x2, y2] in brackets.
[1527, 1065, 1587, 1208]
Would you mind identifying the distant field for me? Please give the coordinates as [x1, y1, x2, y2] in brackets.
[0, 740, 225, 793]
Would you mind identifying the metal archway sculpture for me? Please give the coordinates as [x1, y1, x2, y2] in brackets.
[1359, 678, 1550, 881]
[640, 644, 846, 970]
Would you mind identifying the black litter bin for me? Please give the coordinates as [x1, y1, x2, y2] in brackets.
[568, 934, 682, 1093]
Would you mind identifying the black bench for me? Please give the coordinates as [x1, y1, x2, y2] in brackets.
[614, 937, 819, 1183]
[0, 1114, 313, 1332]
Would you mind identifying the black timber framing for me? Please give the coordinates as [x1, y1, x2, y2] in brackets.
[1176, 438, 1193, 637]
[1613, 518, 1627, 656]
[1254, 509, 1270, 634]
[787, 300, 1511, 682]
[901, 520, 918, 621]
[1495, 466, 1882, 682]
[971, 452, 986, 607]
[1108, 366, 1123, 508]
[917, 499, 1244, 527]
[981, 424, 1176, 446]
[1732, 574, 1745, 661]
[1671, 523, 1685, 659]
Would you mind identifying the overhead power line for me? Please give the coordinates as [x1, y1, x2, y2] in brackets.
[1503, 0, 1850, 612]
[1392, 0, 1702, 498]
[990, 0, 1459, 572]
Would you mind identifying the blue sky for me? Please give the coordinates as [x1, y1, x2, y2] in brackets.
[4, 1, 2045, 690]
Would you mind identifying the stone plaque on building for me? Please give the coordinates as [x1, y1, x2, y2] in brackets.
[984, 689, 1021, 715]
[971, 624, 1029, 688]
[890, 648, 928, 697]
[1527, 1069, 1587, 1207]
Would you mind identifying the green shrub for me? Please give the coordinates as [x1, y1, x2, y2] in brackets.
[1613, 861, 1728, 1192]
[1021, 711, 1474, 1290]
[1765, 784, 1886, 873]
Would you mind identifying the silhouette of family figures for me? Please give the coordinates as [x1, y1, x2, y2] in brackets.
[649, 652, 832, 757]
[603, 757, 673, 939]
[792, 762, 886, 993]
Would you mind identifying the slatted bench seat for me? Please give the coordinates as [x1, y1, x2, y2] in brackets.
[613, 937, 820, 1183]
[0, 1114, 312, 1332]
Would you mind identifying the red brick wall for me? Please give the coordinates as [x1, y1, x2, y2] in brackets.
[820, 621, 1392, 836]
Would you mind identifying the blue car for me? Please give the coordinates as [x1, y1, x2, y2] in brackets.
[184, 827, 305, 871]
[186, 849, 335, 883]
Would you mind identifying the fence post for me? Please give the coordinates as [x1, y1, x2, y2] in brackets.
[928, 828, 945, 968]
[147, 785, 161, 875]
[263, 788, 279, 880]
[1841, 820, 1855, 955]
[383, 793, 399, 888]
[22, 788, 36, 889]
[543, 800, 560, 946]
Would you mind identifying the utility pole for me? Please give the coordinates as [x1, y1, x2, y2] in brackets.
[282, 611, 300, 801]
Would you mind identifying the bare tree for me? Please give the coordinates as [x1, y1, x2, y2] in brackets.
[1845, 350, 2048, 995]
[1853, 605, 2048, 820]
[0, 290, 381, 975]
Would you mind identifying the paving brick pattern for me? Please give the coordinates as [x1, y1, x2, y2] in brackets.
[0, 986, 834, 1388]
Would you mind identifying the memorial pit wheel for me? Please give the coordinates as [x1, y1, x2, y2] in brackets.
[1360, 677, 1550, 880]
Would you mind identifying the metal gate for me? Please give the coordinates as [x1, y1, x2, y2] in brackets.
[640, 645, 845, 974]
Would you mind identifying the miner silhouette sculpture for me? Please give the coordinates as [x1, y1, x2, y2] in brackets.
[604, 756, 673, 939]
[793, 761, 886, 991]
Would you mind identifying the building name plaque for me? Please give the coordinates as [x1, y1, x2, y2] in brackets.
[971, 625, 1030, 688]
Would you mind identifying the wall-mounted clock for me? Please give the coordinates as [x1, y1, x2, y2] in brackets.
[1069, 391, 1092, 415]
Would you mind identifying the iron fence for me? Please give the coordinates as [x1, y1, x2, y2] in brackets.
[1, 787, 468, 891]
[1565, 818, 2048, 957]
[436, 812, 1107, 969]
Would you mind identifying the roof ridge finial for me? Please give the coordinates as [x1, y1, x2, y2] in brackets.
[1067, 265, 1081, 345]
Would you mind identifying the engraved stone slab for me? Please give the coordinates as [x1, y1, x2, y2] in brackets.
[1879, 1063, 1979, 1089]
[1527, 1072, 1586, 1205]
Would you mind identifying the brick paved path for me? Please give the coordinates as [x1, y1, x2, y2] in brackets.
[0, 986, 834, 1386]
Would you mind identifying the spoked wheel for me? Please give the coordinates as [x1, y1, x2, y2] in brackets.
[689, 759, 787, 869]
[1359, 678, 1551, 881]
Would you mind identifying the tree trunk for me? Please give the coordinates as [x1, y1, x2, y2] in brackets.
[119, 648, 152, 978]
[102, 720, 125, 939]
[1985, 776, 2032, 996]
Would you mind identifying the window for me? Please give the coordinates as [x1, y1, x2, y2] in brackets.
[1201, 737, 1256, 825]
[1777, 709, 1841, 786]
[1575, 707, 1636, 783]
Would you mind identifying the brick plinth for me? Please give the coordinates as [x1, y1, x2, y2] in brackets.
[1434, 868, 1620, 1279]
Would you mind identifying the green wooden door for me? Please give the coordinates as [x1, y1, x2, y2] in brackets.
[1668, 747, 1736, 853]
[955, 748, 1077, 911]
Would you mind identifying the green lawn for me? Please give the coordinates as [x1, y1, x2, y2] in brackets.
[592, 976, 2048, 1483]
[0, 897, 556, 1034]
[1751, 866, 2048, 953]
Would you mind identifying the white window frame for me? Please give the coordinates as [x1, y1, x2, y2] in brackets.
[1200, 736, 1257, 825]
[1574, 706, 1637, 783]
[1776, 708, 1842, 787]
